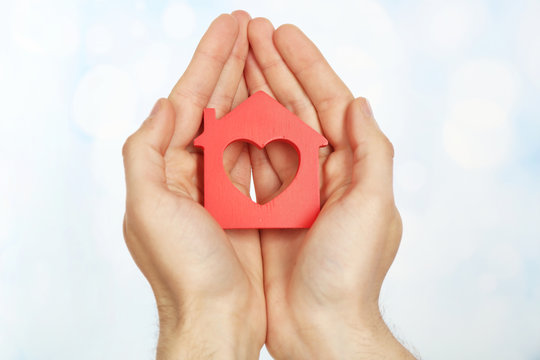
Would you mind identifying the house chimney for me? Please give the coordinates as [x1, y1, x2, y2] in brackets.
[203, 108, 216, 128]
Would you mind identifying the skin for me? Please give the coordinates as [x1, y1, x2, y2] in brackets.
[122, 12, 264, 359]
[122, 11, 415, 360]
[245, 18, 415, 359]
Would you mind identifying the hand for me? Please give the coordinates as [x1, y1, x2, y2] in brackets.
[122, 12, 265, 359]
[244, 19, 415, 359]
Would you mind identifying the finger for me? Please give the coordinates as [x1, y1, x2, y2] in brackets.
[248, 145, 281, 204]
[247, 18, 321, 134]
[222, 78, 249, 178]
[244, 49, 284, 198]
[211, 11, 250, 182]
[274, 24, 354, 150]
[122, 99, 175, 198]
[207, 10, 251, 118]
[226, 144, 252, 196]
[244, 50, 274, 97]
[346, 98, 395, 199]
[219, 35, 263, 288]
[167, 14, 239, 150]
[232, 76, 248, 109]
[244, 50, 300, 186]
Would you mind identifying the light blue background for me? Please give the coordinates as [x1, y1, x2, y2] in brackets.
[1, 0, 539, 359]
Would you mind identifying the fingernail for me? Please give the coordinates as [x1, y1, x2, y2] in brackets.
[363, 99, 373, 118]
[149, 99, 161, 117]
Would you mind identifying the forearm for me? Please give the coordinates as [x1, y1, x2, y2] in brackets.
[157, 307, 262, 360]
[157, 329, 255, 360]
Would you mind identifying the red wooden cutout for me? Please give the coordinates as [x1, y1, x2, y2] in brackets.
[194, 91, 328, 229]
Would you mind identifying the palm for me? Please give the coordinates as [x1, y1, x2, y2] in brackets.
[159, 144, 262, 298]
[253, 126, 357, 354]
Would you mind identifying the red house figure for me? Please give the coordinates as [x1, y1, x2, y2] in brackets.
[194, 91, 328, 229]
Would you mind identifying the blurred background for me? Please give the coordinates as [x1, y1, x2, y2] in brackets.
[1, 0, 539, 358]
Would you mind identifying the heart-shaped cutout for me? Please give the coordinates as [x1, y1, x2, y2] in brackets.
[223, 140, 299, 205]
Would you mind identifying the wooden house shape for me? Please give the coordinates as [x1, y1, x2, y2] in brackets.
[194, 91, 328, 229]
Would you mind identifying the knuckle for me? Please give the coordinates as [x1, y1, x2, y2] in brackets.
[173, 86, 209, 109]
[249, 152, 268, 168]
[323, 155, 341, 180]
[372, 133, 394, 159]
[353, 96, 371, 113]
[287, 95, 313, 115]
[208, 93, 236, 116]
[350, 186, 395, 213]
[121, 135, 136, 158]
[355, 96, 369, 107]
[259, 57, 282, 72]
[316, 92, 350, 114]
[373, 195, 398, 217]
[197, 47, 229, 67]
[231, 9, 250, 20]
[381, 135, 395, 158]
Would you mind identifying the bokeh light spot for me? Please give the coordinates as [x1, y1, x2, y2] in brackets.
[443, 99, 513, 169]
[73, 65, 137, 139]
[10, 0, 80, 56]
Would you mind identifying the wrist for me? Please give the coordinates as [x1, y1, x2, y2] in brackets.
[157, 301, 263, 360]
[280, 306, 414, 360]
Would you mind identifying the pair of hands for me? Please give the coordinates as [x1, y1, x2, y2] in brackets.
[122, 11, 413, 359]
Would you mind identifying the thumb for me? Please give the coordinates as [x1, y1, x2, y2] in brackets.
[346, 97, 395, 199]
[122, 98, 175, 198]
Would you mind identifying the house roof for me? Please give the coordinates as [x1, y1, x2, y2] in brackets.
[197, 91, 328, 148]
